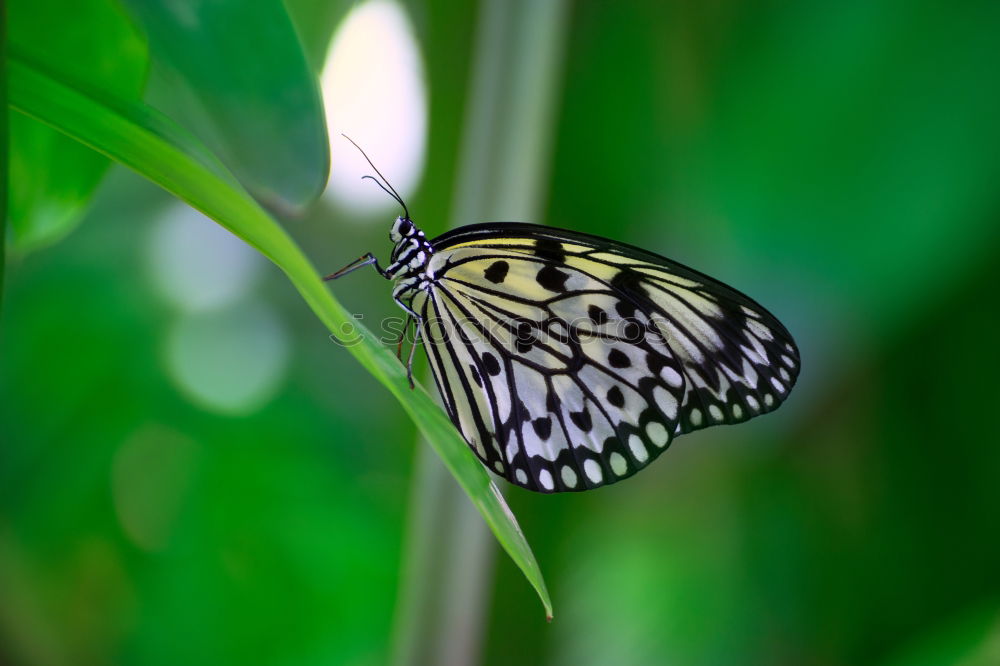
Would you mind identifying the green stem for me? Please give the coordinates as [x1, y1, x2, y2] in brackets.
[1, 0, 8, 318]
[390, 0, 569, 663]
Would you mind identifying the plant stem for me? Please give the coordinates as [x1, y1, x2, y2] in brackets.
[390, 0, 569, 664]
[1, 0, 8, 318]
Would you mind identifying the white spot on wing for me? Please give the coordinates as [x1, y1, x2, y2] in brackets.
[505, 441, 518, 463]
[652, 386, 678, 420]
[661, 366, 683, 387]
[646, 421, 669, 448]
[610, 452, 628, 476]
[747, 319, 774, 341]
[584, 459, 603, 484]
[628, 435, 648, 463]
[689, 408, 702, 426]
[561, 466, 578, 489]
[741, 358, 759, 389]
[740, 344, 766, 366]
[538, 468, 554, 491]
[660, 321, 705, 363]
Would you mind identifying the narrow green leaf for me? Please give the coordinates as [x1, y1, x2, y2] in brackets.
[6, 0, 146, 251]
[121, 0, 329, 213]
[7, 55, 552, 617]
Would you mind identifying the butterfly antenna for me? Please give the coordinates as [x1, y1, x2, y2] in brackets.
[361, 176, 405, 210]
[341, 134, 410, 219]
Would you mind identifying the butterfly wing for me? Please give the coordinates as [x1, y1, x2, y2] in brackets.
[417, 223, 800, 492]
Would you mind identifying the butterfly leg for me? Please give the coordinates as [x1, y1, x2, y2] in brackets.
[395, 315, 414, 361]
[405, 321, 422, 390]
[323, 252, 387, 280]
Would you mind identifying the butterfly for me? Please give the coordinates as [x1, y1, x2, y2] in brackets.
[327, 141, 800, 493]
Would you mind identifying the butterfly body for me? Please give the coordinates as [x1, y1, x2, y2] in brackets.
[381, 216, 435, 316]
[331, 216, 799, 493]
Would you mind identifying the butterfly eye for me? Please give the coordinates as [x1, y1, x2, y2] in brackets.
[397, 219, 413, 236]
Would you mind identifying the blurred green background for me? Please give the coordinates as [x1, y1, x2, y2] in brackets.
[4, 0, 1000, 664]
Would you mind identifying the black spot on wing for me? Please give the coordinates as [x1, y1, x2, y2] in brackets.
[611, 267, 647, 294]
[615, 300, 637, 318]
[534, 237, 566, 263]
[645, 352, 667, 375]
[587, 304, 608, 325]
[515, 321, 536, 353]
[611, 269, 647, 318]
[481, 351, 501, 376]
[623, 321, 643, 342]
[569, 408, 593, 432]
[608, 349, 631, 368]
[607, 385, 625, 408]
[483, 260, 509, 284]
[532, 417, 552, 440]
[536, 265, 569, 292]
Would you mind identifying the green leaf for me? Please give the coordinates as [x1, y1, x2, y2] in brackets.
[121, 0, 329, 213]
[6, 54, 552, 618]
[284, 0, 353, 69]
[6, 0, 146, 251]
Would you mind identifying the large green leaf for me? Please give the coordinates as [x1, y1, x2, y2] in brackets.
[6, 54, 552, 618]
[121, 0, 329, 213]
[6, 0, 146, 251]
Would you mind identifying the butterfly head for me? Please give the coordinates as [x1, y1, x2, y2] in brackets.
[387, 216, 433, 277]
[390, 216, 417, 244]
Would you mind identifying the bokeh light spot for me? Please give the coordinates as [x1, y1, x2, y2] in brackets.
[321, 0, 428, 214]
[147, 202, 263, 311]
[112, 425, 200, 552]
[165, 302, 290, 415]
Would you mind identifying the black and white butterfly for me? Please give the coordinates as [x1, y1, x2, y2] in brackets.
[328, 146, 799, 493]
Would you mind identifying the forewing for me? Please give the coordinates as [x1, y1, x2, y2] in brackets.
[432, 223, 800, 439]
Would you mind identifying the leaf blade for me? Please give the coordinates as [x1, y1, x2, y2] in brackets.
[121, 0, 330, 212]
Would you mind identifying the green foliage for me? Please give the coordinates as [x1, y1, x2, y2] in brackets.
[7, 53, 551, 620]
